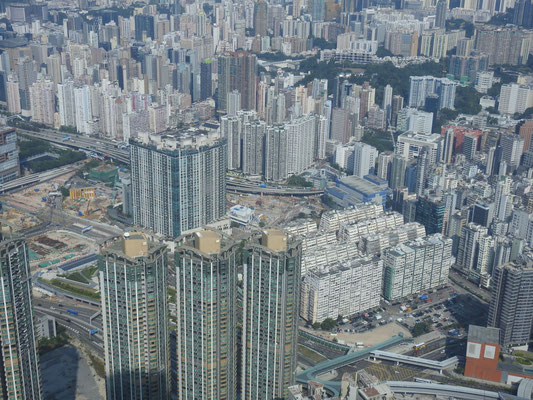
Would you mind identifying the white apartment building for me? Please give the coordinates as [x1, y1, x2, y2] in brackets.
[383, 234, 453, 301]
[301, 256, 383, 323]
[359, 222, 426, 254]
[339, 212, 404, 243]
[498, 83, 533, 114]
[319, 204, 383, 232]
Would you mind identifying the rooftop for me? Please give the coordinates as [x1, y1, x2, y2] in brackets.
[468, 325, 500, 345]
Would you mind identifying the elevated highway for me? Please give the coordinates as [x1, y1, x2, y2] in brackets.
[369, 350, 459, 373]
[296, 335, 404, 397]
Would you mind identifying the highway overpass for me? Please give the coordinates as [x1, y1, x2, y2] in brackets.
[386, 381, 504, 400]
[0, 164, 79, 193]
[296, 334, 405, 397]
[17, 128, 130, 164]
[369, 350, 459, 373]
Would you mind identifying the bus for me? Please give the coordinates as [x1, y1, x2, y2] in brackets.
[81, 225, 93, 234]
[413, 342, 426, 350]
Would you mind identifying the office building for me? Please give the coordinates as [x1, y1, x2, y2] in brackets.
[389, 154, 407, 190]
[200, 60, 213, 101]
[382, 234, 453, 301]
[130, 130, 227, 238]
[100, 233, 169, 400]
[0, 238, 42, 400]
[488, 260, 533, 346]
[415, 196, 445, 234]
[513, 0, 533, 28]
[300, 256, 383, 323]
[456, 223, 494, 278]
[396, 132, 440, 162]
[217, 51, 257, 113]
[174, 231, 237, 400]
[0, 128, 19, 184]
[241, 230, 301, 400]
[463, 133, 478, 160]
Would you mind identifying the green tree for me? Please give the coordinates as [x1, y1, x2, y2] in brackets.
[287, 175, 313, 187]
[312, 322, 321, 330]
[320, 318, 337, 331]
[412, 321, 432, 337]
[454, 86, 482, 115]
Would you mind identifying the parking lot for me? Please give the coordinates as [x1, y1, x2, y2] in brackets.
[309, 282, 488, 353]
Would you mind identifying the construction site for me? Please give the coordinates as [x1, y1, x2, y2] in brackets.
[226, 192, 326, 227]
[27, 231, 97, 271]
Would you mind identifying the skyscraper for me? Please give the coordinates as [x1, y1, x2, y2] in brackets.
[500, 134, 524, 172]
[99, 232, 169, 400]
[488, 260, 533, 347]
[383, 84, 393, 122]
[200, 59, 213, 101]
[217, 51, 257, 113]
[253, 0, 268, 36]
[29, 79, 55, 125]
[0, 237, 42, 400]
[435, 0, 447, 28]
[389, 154, 407, 190]
[241, 230, 301, 400]
[174, 231, 238, 400]
[130, 131, 227, 238]
[351, 142, 378, 178]
[57, 80, 77, 128]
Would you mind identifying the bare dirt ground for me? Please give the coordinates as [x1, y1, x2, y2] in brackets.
[301, 322, 412, 347]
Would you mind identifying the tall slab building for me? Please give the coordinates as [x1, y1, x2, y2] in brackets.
[174, 230, 238, 400]
[130, 130, 227, 238]
[241, 230, 301, 400]
[99, 232, 169, 400]
[0, 237, 42, 400]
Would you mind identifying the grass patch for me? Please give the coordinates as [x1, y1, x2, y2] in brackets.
[81, 265, 98, 280]
[88, 353, 105, 378]
[515, 357, 532, 366]
[63, 271, 89, 284]
[298, 344, 327, 364]
[41, 278, 100, 300]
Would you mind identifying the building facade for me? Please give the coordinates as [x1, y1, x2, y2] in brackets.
[382, 234, 453, 301]
[0, 238, 42, 400]
[241, 230, 301, 400]
[174, 231, 237, 400]
[130, 131, 227, 238]
[99, 233, 169, 400]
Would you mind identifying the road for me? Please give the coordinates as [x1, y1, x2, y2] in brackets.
[0, 164, 80, 193]
[34, 297, 103, 357]
[18, 128, 326, 197]
[17, 128, 129, 164]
